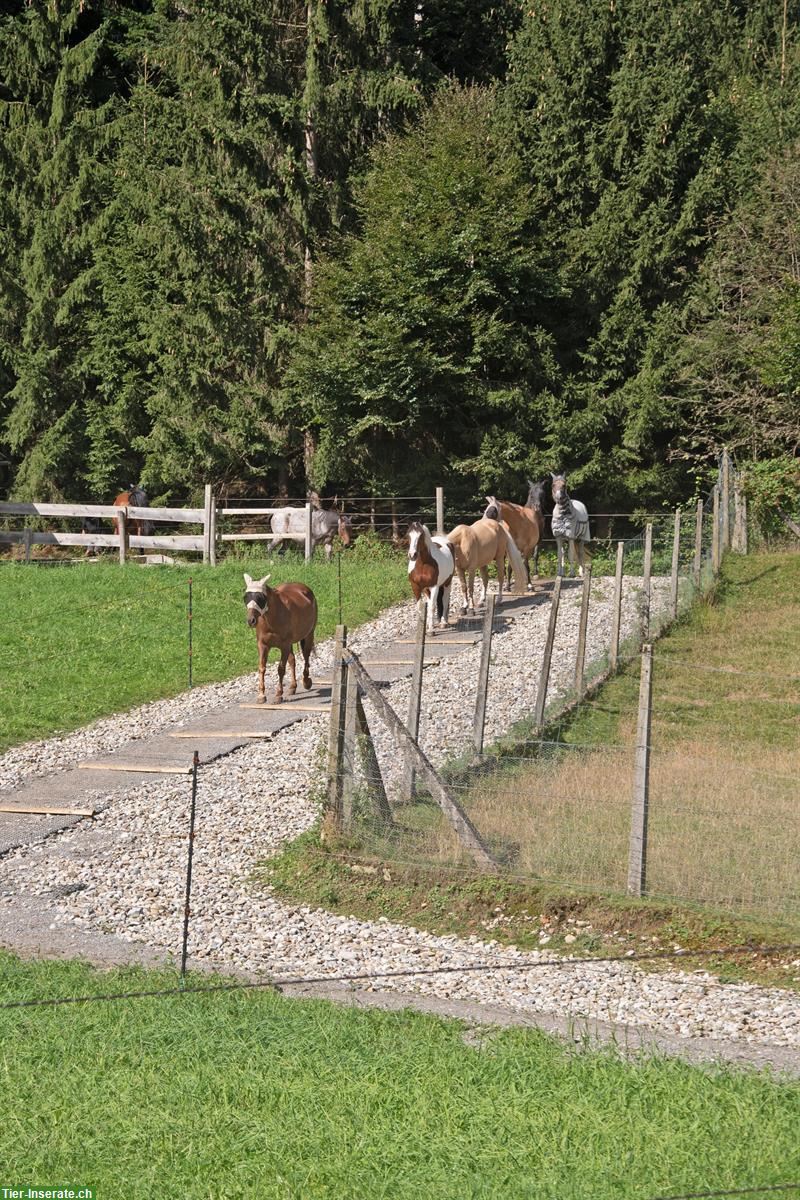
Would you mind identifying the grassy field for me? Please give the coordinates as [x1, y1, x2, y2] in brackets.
[267, 552, 800, 968]
[1, 953, 798, 1200]
[0, 548, 408, 753]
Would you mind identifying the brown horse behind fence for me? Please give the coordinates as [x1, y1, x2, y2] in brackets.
[113, 485, 153, 538]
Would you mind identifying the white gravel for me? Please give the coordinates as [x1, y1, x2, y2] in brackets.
[2, 574, 798, 1048]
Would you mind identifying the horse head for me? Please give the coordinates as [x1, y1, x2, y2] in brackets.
[407, 520, 425, 562]
[243, 572, 271, 628]
[551, 473, 568, 505]
[337, 513, 353, 548]
[525, 479, 546, 512]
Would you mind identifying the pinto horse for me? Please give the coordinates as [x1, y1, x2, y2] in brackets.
[243, 573, 317, 702]
[113, 485, 153, 538]
[407, 521, 455, 632]
[447, 516, 526, 612]
[551, 472, 591, 577]
[483, 479, 546, 590]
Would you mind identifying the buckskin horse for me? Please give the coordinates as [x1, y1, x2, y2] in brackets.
[483, 479, 546, 590]
[243, 573, 318, 702]
[551, 472, 591, 577]
[407, 521, 456, 632]
[446, 514, 526, 612]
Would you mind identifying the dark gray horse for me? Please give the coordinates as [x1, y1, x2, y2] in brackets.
[525, 480, 547, 578]
[270, 503, 353, 561]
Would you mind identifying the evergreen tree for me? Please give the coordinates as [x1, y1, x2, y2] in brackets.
[285, 86, 560, 499]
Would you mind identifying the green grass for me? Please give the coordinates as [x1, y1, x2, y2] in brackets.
[1, 953, 798, 1200]
[0, 548, 408, 752]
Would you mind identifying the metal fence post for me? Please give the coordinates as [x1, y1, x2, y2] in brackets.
[609, 541, 625, 672]
[402, 603, 427, 800]
[627, 643, 653, 897]
[436, 487, 445, 536]
[473, 594, 496, 755]
[574, 564, 592, 697]
[669, 509, 681, 621]
[534, 575, 562, 729]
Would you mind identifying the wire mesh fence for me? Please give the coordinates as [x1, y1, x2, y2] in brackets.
[326, 456, 797, 921]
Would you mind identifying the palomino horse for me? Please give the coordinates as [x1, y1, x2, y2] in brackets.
[407, 521, 455, 632]
[446, 516, 526, 612]
[551, 472, 591, 577]
[113, 485, 153, 538]
[243, 573, 318, 702]
[483, 479, 546, 590]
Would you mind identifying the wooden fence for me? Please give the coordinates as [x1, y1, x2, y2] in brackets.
[0, 485, 314, 564]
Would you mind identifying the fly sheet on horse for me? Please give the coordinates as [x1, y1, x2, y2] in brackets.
[270, 501, 352, 560]
[551, 472, 591, 577]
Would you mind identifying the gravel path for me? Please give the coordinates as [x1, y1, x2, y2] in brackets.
[2, 576, 798, 1055]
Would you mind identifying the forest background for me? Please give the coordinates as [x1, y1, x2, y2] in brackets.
[1, 0, 799, 513]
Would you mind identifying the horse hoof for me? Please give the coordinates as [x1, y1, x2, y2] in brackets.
[273, 693, 283, 704]
[303, 677, 312, 690]
[287, 685, 297, 696]
[257, 695, 266, 705]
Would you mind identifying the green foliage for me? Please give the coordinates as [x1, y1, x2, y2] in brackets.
[741, 455, 800, 537]
[286, 85, 560, 499]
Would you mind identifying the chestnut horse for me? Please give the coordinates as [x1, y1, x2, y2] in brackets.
[483, 480, 546, 590]
[243, 573, 318, 702]
[113, 485, 153, 538]
[446, 516, 526, 612]
[407, 521, 455, 632]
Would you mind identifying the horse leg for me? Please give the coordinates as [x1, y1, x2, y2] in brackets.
[428, 584, 439, 632]
[258, 640, 268, 703]
[275, 648, 288, 703]
[301, 637, 313, 689]
[457, 565, 469, 613]
[440, 580, 452, 627]
[555, 538, 564, 578]
[568, 539, 577, 578]
[479, 565, 489, 605]
[286, 648, 298, 695]
[577, 540, 585, 578]
[533, 544, 540, 579]
[324, 539, 332, 563]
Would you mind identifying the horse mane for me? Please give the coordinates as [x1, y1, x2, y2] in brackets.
[127, 485, 148, 508]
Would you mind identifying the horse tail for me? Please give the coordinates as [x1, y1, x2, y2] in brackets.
[503, 528, 527, 595]
[446, 525, 467, 570]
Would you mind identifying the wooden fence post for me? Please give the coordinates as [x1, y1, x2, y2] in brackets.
[304, 502, 313, 562]
[712, 486, 720, 576]
[203, 484, 212, 564]
[402, 603, 427, 801]
[609, 541, 625, 672]
[534, 575, 562, 729]
[627, 642, 653, 897]
[436, 486, 445, 536]
[208, 494, 217, 567]
[355, 696, 394, 830]
[740, 491, 748, 555]
[574, 564, 592, 697]
[23, 527, 32, 563]
[346, 650, 496, 868]
[693, 498, 703, 589]
[473, 594, 496, 755]
[341, 663, 359, 831]
[721, 449, 731, 551]
[324, 624, 348, 837]
[118, 508, 128, 566]
[641, 522, 653, 641]
[669, 509, 681, 621]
